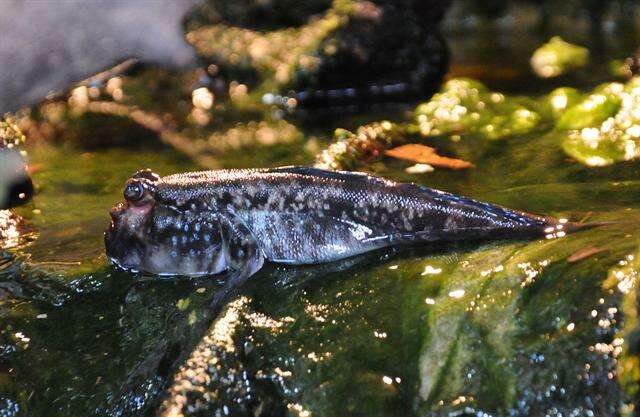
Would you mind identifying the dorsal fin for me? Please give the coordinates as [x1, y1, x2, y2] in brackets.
[267, 166, 392, 185]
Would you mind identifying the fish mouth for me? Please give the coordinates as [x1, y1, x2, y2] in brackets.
[104, 201, 147, 272]
[104, 201, 125, 254]
[107, 255, 142, 274]
[105, 201, 227, 277]
[104, 227, 144, 272]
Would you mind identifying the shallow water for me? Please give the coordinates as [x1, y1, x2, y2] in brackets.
[2, 8, 640, 417]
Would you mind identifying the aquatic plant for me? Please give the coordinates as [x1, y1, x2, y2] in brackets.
[530, 36, 589, 78]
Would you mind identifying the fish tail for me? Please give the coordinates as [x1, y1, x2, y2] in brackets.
[541, 219, 616, 237]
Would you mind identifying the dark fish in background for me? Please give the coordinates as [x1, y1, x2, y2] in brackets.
[0, 0, 200, 114]
[0, 121, 32, 209]
[0, 150, 33, 209]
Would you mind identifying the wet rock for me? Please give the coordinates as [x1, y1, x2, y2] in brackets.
[203, 0, 333, 29]
[414, 78, 544, 140]
[560, 79, 640, 166]
[604, 251, 640, 411]
[189, 0, 451, 107]
[314, 121, 405, 170]
[158, 297, 288, 417]
[151, 225, 640, 417]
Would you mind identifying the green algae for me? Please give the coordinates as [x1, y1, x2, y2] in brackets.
[559, 80, 640, 166]
[315, 76, 640, 170]
[530, 36, 589, 78]
[315, 78, 549, 170]
[555, 89, 622, 130]
[546, 87, 584, 118]
[315, 77, 551, 170]
[604, 249, 640, 414]
[187, 5, 346, 92]
[414, 78, 545, 141]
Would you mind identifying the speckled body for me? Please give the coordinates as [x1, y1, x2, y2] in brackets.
[105, 166, 561, 279]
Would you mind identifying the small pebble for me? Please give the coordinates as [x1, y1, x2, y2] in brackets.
[36, 313, 47, 319]
[405, 163, 434, 174]
[196, 287, 206, 293]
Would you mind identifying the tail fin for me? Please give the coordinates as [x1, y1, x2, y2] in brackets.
[542, 219, 613, 237]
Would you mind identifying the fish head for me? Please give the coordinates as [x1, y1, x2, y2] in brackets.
[105, 169, 225, 276]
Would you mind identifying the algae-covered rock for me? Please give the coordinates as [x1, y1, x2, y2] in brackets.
[546, 87, 584, 118]
[189, 0, 450, 105]
[314, 121, 405, 170]
[413, 77, 640, 167]
[312, 75, 640, 169]
[556, 91, 622, 130]
[150, 216, 640, 417]
[604, 250, 640, 412]
[530, 36, 589, 78]
[560, 79, 640, 166]
[414, 78, 545, 140]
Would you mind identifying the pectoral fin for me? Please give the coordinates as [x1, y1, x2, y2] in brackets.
[211, 211, 264, 307]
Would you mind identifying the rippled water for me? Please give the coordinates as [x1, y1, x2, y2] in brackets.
[2, 9, 640, 417]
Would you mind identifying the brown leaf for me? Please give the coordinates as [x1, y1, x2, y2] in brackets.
[385, 144, 474, 170]
[26, 163, 42, 175]
[567, 246, 607, 263]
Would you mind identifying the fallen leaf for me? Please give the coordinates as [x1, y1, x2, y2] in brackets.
[567, 246, 607, 263]
[385, 144, 474, 170]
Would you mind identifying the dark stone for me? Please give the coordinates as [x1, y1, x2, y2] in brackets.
[190, 0, 452, 107]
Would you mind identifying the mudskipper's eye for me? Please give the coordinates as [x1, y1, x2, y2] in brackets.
[124, 181, 144, 203]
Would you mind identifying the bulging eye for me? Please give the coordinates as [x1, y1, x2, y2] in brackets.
[123, 176, 156, 207]
[124, 181, 144, 203]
